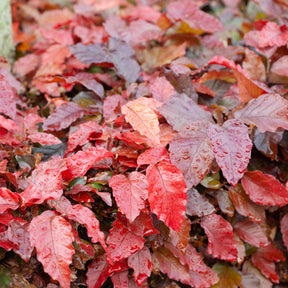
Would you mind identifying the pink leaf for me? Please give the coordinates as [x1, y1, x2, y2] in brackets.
[200, 214, 237, 261]
[241, 170, 288, 206]
[109, 171, 148, 223]
[28, 132, 62, 145]
[150, 76, 177, 102]
[167, 0, 224, 33]
[234, 219, 269, 247]
[208, 119, 252, 187]
[186, 188, 216, 217]
[128, 246, 152, 286]
[259, 22, 288, 48]
[0, 74, 16, 119]
[63, 147, 113, 181]
[271, 56, 288, 76]
[169, 121, 214, 188]
[7, 221, 33, 262]
[0, 115, 20, 131]
[121, 97, 160, 145]
[111, 270, 129, 288]
[29, 210, 75, 288]
[103, 94, 127, 122]
[0, 187, 20, 213]
[147, 162, 187, 231]
[234, 93, 288, 133]
[281, 214, 288, 251]
[43, 102, 84, 131]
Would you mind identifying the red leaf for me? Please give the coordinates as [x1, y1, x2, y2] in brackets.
[103, 94, 127, 122]
[111, 270, 129, 288]
[0, 210, 27, 225]
[0, 74, 16, 119]
[188, 268, 219, 288]
[186, 188, 216, 217]
[121, 97, 160, 145]
[200, 214, 237, 261]
[229, 185, 266, 223]
[29, 210, 75, 288]
[159, 93, 213, 131]
[65, 121, 102, 156]
[234, 93, 288, 133]
[7, 221, 33, 262]
[48, 196, 106, 248]
[86, 255, 110, 288]
[150, 76, 177, 102]
[281, 214, 288, 251]
[128, 246, 152, 286]
[20, 156, 65, 205]
[13, 53, 40, 77]
[137, 147, 171, 166]
[251, 255, 279, 283]
[234, 219, 269, 247]
[208, 119, 252, 187]
[241, 170, 288, 206]
[0, 128, 20, 146]
[147, 162, 187, 231]
[106, 217, 145, 264]
[43, 102, 84, 131]
[0, 187, 20, 213]
[254, 243, 285, 262]
[0, 115, 20, 132]
[109, 171, 148, 222]
[167, 0, 224, 33]
[169, 121, 214, 188]
[63, 147, 113, 181]
[28, 132, 62, 145]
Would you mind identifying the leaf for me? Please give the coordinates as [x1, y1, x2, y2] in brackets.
[121, 97, 160, 145]
[241, 170, 288, 206]
[271, 55, 288, 76]
[69, 38, 140, 83]
[208, 119, 252, 187]
[7, 221, 33, 262]
[208, 56, 266, 102]
[150, 76, 177, 102]
[241, 261, 272, 288]
[186, 188, 216, 217]
[63, 147, 113, 181]
[65, 121, 102, 156]
[152, 247, 191, 285]
[43, 102, 84, 132]
[280, 213, 288, 251]
[200, 214, 237, 261]
[147, 162, 187, 231]
[167, 0, 224, 33]
[137, 147, 171, 166]
[128, 246, 152, 286]
[103, 94, 127, 122]
[106, 216, 145, 264]
[53, 73, 104, 97]
[0, 74, 16, 120]
[109, 172, 148, 223]
[29, 210, 75, 288]
[169, 121, 214, 188]
[229, 185, 266, 223]
[0, 115, 20, 132]
[86, 255, 110, 288]
[159, 93, 213, 131]
[32, 142, 67, 162]
[0, 188, 20, 213]
[234, 219, 269, 247]
[259, 22, 288, 48]
[212, 263, 241, 288]
[20, 156, 65, 205]
[215, 189, 235, 217]
[234, 93, 288, 133]
[28, 132, 62, 145]
[48, 196, 106, 248]
[111, 270, 129, 288]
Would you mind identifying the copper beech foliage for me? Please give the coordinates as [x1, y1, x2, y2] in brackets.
[1, 0, 288, 287]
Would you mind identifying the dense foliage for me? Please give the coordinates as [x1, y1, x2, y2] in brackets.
[1, 0, 288, 287]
